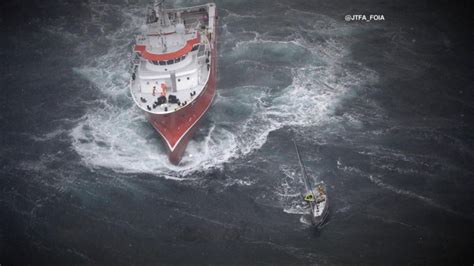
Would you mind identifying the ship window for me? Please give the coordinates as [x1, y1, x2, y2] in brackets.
[167, 59, 174, 65]
[159, 61, 166, 65]
[175, 57, 181, 63]
[181, 54, 186, 60]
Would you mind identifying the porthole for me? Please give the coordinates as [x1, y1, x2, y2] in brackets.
[187, 77, 190, 80]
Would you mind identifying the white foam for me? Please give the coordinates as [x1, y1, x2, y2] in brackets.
[277, 165, 313, 215]
[30, 129, 67, 142]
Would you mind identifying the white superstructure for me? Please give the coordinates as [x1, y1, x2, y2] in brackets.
[130, 1, 217, 114]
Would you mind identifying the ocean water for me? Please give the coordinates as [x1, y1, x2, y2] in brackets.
[1, 0, 473, 264]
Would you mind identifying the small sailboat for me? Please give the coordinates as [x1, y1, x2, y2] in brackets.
[293, 140, 329, 227]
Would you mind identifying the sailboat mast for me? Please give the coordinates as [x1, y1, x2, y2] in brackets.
[293, 139, 311, 192]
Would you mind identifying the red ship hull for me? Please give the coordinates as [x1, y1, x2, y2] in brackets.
[147, 33, 217, 165]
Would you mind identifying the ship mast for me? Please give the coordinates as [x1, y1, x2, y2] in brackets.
[153, 0, 169, 52]
[154, 0, 170, 27]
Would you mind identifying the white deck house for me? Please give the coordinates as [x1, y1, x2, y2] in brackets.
[130, 2, 216, 114]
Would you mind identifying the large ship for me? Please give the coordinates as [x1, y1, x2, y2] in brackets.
[130, 1, 217, 164]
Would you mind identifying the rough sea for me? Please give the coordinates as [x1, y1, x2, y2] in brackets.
[1, 0, 473, 264]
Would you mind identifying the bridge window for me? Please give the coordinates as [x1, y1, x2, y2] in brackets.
[175, 57, 181, 63]
[167, 59, 174, 65]
[159, 61, 166, 65]
[191, 45, 199, 52]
